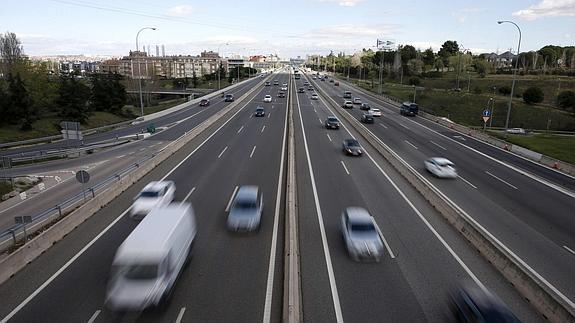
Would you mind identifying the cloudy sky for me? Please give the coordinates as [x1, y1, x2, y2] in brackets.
[2, 0, 574, 58]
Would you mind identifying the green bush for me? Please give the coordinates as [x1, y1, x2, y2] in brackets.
[408, 77, 421, 86]
[499, 86, 511, 95]
[473, 86, 482, 94]
[557, 90, 575, 112]
[523, 86, 544, 104]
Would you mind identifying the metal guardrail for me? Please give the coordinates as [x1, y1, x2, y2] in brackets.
[0, 153, 155, 248]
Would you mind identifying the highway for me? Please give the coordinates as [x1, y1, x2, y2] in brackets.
[307, 72, 575, 304]
[0, 68, 561, 322]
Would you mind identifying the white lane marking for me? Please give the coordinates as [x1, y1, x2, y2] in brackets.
[326, 133, 332, 142]
[564, 245, 575, 255]
[138, 148, 146, 151]
[116, 154, 126, 159]
[237, 125, 244, 134]
[453, 135, 466, 141]
[319, 117, 323, 125]
[262, 89, 288, 323]
[268, 112, 272, 118]
[261, 125, 266, 133]
[404, 140, 418, 150]
[458, 176, 477, 189]
[180, 187, 196, 204]
[218, 146, 228, 159]
[399, 123, 409, 129]
[250, 145, 257, 158]
[295, 85, 344, 323]
[175, 307, 186, 323]
[340, 161, 350, 175]
[314, 108, 317, 113]
[430, 140, 447, 151]
[0, 78, 265, 323]
[378, 123, 388, 129]
[87, 310, 101, 323]
[374, 223, 396, 259]
[225, 186, 239, 213]
[485, 171, 518, 190]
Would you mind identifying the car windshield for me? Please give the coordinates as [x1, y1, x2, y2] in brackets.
[328, 117, 338, 122]
[139, 190, 161, 198]
[122, 264, 159, 280]
[234, 199, 257, 210]
[346, 140, 359, 147]
[351, 223, 376, 234]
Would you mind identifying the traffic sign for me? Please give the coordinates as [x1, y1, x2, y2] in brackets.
[76, 170, 90, 184]
[483, 116, 490, 123]
[482, 109, 491, 117]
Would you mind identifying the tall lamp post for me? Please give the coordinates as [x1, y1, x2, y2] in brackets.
[498, 20, 522, 130]
[217, 43, 229, 90]
[135, 27, 156, 117]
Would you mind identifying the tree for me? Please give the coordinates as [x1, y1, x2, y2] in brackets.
[0, 32, 25, 75]
[408, 77, 420, 86]
[8, 73, 35, 129]
[522, 87, 544, 105]
[438, 40, 459, 66]
[422, 48, 435, 68]
[0, 82, 13, 125]
[57, 76, 91, 123]
[406, 59, 424, 76]
[433, 57, 444, 72]
[400, 45, 417, 64]
[473, 58, 491, 77]
[191, 70, 198, 88]
[499, 86, 511, 95]
[557, 90, 575, 112]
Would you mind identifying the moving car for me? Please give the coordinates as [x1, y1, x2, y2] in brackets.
[329, 79, 334, 83]
[370, 108, 382, 117]
[130, 181, 176, 219]
[227, 186, 263, 232]
[400, 102, 419, 116]
[298, 87, 305, 93]
[282, 83, 288, 87]
[224, 94, 235, 102]
[106, 203, 197, 311]
[277, 91, 286, 98]
[353, 97, 362, 105]
[199, 99, 210, 106]
[360, 103, 371, 110]
[311, 93, 319, 100]
[343, 101, 353, 109]
[263, 95, 272, 103]
[308, 86, 314, 91]
[343, 91, 352, 99]
[361, 113, 374, 124]
[505, 127, 526, 134]
[450, 283, 521, 323]
[325, 116, 340, 129]
[273, 80, 279, 85]
[281, 86, 288, 91]
[334, 81, 340, 86]
[265, 81, 271, 86]
[342, 138, 362, 156]
[341, 207, 384, 262]
[254, 106, 265, 117]
[424, 157, 458, 178]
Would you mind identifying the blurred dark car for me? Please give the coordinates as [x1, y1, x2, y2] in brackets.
[342, 139, 362, 156]
[199, 99, 210, 106]
[325, 116, 340, 129]
[360, 103, 371, 110]
[277, 91, 286, 98]
[254, 106, 265, 117]
[224, 94, 234, 102]
[298, 87, 305, 93]
[361, 113, 374, 124]
[450, 284, 521, 323]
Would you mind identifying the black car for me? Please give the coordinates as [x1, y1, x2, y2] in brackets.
[224, 94, 234, 102]
[199, 99, 210, 106]
[325, 116, 340, 129]
[329, 79, 334, 83]
[298, 87, 305, 93]
[360, 103, 371, 110]
[361, 113, 374, 124]
[342, 139, 362, 156]
[277, 91, 286, 98]
[265, 81, 271, 86]
[450, 284, 520, 323]
[254, 106, 265, 117]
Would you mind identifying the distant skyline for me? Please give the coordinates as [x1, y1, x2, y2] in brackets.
[2, 0, 574, 58]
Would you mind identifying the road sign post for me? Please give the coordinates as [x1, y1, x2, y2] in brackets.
[482, 109, 491, 132]
[76, 170, 90, 202]
[15, 215, 32, 242]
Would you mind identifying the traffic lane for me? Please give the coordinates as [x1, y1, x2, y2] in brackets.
[293, 110, 338, 322]
[297, 92, 431, 322]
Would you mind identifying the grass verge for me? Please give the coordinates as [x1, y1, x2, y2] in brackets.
[490, 133, 575, 165]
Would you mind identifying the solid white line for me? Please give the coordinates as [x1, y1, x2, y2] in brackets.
[378, 123, 388, 129]
[399, 123, 409, 129]
[295, 85, 344, 323]
[268, 112, 271, 118]
[453, 135, 466, 141]
[340, 161, 350, 175]
[404, 140, 418, 150]
[237, 125, 244, 134]
[563, 245, 575, 255]
[319, 117, 323, 125]
[225, 186, 239, 213]
[261, 125, 266, 133]
[87, 310, 101, 323]
[485, 171, 518, 190]
[250, 145, 257, 158]
[374, 223, 396, 259]
[430, 140, 447, 151]
[262, 87, 289, 323]
[218, 146, 228, 159]
[175, 307, 186, 323]
[326, 133, 332, 142]
[1, 80, 262, 323]
[458, 176, 477, 189]
[180, 187, 196, 204]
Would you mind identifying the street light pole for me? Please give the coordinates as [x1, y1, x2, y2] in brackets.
[217, 43, 229, 90]
[135, 27, 156, 117]
[498, 20, 522, 130]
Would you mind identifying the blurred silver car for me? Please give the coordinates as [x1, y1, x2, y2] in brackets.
[130, 181, 175, 219]
[227, 186, 263, 232]
[341, 207, 384, 262]
[424, 157, 458, 178]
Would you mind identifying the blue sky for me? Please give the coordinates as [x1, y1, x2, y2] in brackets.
[1, 0, 574, 58]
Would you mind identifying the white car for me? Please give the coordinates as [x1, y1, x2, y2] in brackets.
[282, 83, 288, 87]
[424, 157, 458, 178]
[341, 207, 384, 262]
[353, 98, 362, 105]
[343, 101, 353, 109]
[130, 181, 176, 219]
[370, 108, 382, 117]
[311, 93, 319, 100]
[281, 86, 288, 91]
[263, 95, 272, 103]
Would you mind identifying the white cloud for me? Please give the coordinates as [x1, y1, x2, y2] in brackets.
[166, 5, 194, 17]
[452, 7, 484, 23]
[302, 24, 396, 39]
[317, 0, 364, 7]
[513, 0, 575, 20]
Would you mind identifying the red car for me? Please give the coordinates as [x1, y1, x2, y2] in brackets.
[199, 99, 210, 106]
[334, 81, 340, 86]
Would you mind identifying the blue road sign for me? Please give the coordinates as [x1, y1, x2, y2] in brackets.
[482, 109, 491, 117]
